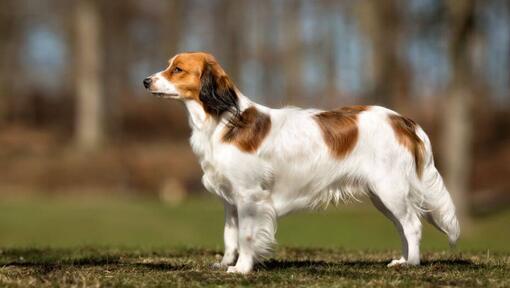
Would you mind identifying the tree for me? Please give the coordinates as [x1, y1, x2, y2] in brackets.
[322, 0, 340, 106]
[0, 0, 19, 125]
[74, 0, 105, 150]
[164, 0, 185, 56]
[283, 0, 302, 104]
[255, 0, 279, 105]
[101, 0, 138, 139]
[215, 0, 242, 83]
[441, 0, 477, 222]
[357, 0, 409, 110]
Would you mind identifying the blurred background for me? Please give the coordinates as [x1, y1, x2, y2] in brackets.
[0, 0, 509, 251]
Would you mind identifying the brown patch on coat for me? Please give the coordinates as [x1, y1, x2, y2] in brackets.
[222, 107, 271, 153]
[388, 114, 425, 178]
[314, 106, 368, 159]
[338, 105, 369, 114]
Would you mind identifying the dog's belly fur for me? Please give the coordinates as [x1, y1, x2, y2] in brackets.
[202, 154, 369, 217]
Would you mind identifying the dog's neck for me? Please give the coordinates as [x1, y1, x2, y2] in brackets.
[184, 92, 254, 135]
[185, 92, 254, 161]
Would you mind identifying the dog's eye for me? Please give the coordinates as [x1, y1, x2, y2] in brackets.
[173, 67, 183, 73]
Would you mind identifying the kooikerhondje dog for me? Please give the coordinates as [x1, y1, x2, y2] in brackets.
[143, 52, 459, 274]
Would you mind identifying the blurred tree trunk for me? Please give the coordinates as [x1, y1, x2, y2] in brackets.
[164, 0, 184, 56]
[101, 1, 135, 139]
[357, 0, 409, 110]
[0, 1, 18, 125]
[257, 0, 278, 105]
[0, 6, 9, 125]
[441, 0, 477, 222]
[74, 0, 105, 150]
[283, 0, 301, 104]
[216, 0, 242, 83]
[323, 0, 339, 106]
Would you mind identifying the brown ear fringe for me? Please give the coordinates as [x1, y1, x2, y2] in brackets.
[199, 62, 239, 118]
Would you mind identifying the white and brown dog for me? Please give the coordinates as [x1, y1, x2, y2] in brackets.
[144, 52, 460, 274]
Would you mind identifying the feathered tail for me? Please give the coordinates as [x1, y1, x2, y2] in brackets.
[414, 128, 460, 246]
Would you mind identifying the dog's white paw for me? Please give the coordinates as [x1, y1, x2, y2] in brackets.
[226, 265, 251, 274]
[387, 257, 407, 267]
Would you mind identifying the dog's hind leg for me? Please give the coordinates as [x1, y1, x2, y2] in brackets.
[227, 188, 276, 274]
[213, 201, 239, 269]
[369, 179, 422, 267]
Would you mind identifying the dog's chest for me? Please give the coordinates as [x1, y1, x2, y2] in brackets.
[190, 129, 234, 202]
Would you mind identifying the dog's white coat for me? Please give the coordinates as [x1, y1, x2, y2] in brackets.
[148, 65, 460, 274]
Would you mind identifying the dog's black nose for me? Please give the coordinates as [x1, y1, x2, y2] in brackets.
[143, 77, 152, 89]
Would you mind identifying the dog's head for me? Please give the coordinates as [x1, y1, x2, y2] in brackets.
[143, 52, 239, 118]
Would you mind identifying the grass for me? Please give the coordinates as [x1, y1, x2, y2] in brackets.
[0, 247, 508, 287]
[0, 196, 509, 287]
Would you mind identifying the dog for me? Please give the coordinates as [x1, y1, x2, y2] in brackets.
[143, 52, 460, 274]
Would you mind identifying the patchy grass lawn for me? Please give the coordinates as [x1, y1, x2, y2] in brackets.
[0, 196, 508, 286]
[0, 247, 508, 287]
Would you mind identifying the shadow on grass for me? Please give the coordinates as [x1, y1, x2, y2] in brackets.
[0, 257, 123, 275]
[261, 258, 479, 271]
[263, 259, 385, 270]
[0, 247, 481, 275]
[2, 258, 192, 275]
[0, 248, 195, 274]
[133, 262, 190, 271]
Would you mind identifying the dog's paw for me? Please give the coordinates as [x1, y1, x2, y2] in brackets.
[387, 256, 420, 267]
[387, 257, 407, 267]
[226, 265, 251, 274]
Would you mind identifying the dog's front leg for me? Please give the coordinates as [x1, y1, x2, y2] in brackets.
[213, 201, 238, 269]
[227, 190, 276, 274]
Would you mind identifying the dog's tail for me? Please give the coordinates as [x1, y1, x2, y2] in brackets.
[413, 128, 460, 246]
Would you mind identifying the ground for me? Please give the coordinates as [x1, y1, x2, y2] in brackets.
[0, 248, 508, 287]
[0, 196, 509, 287]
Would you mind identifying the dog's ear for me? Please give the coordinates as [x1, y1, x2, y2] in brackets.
[199, 62, 239, 117]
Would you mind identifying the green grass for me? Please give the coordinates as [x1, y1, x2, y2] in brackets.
[0, 196, 509, 287]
